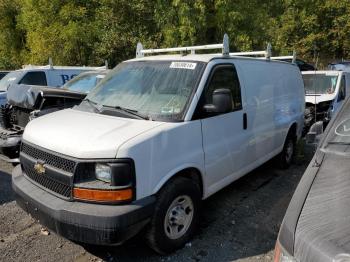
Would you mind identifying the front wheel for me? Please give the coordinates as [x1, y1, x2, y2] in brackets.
[146, 177, 201, 254]
[279, 133, 295, 169]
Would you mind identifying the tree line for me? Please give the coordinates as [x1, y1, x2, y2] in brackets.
[0, 0, 349, 69]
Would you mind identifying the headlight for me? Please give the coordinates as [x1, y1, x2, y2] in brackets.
[274, 241, 297, 262]
[74, 161, 135, 203]
[95, 163, 112, 183]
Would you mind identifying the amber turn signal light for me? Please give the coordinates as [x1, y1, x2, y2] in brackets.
[73, 187, 133, 202]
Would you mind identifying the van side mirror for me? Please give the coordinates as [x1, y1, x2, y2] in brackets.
[306, 121, 324, 144]
[203, 88, 233, 114]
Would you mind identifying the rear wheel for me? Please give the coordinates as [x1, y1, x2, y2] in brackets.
[279, 132, 295, 169]
[146, 177, 201, 254]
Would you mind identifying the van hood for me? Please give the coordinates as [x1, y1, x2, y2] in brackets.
[22, 109, 164, 158]
[294, 152, 350, 262]
[305, 93, 335, 104]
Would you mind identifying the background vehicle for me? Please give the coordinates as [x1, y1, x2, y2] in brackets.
[0, 64, 107, 92]
[0, 71, 9, 80]
[12, 35, 304, 254]
[0, 70, 109, 163]
[328, 61, 350, 71]
[302, 71, 350, 134]
[278, 58, 316, 71]
[275, 96, 350, 262]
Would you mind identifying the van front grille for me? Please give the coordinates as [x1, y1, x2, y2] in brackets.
[21, 143, 76, 173]
[23, 165, 72, 198]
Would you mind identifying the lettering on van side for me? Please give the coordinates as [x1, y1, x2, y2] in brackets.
[60, 74, 77, 84]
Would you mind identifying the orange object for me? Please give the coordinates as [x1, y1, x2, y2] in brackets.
[73, 187, 133, 202]
[273, 241, 281, 262]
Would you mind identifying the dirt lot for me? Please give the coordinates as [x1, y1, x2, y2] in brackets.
[0, 144, 314, 262]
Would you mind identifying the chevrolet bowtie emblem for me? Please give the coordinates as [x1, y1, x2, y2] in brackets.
[34, 162, 45, 175]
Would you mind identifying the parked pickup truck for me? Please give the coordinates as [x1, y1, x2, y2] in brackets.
[12, 35, 304, 254]
[0, 70, 109, 163]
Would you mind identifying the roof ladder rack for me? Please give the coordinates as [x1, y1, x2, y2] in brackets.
[228, 43, 271, 59]
[271, 50, 297, 64]
[136, 34, 229, 58]
[136, 35, 272, 60]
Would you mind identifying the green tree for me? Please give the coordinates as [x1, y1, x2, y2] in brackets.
[94, 0, 159, 66]
[272, 0, 350, 66]
[0, 0, 24, 69]
[18, 0, 101, 66]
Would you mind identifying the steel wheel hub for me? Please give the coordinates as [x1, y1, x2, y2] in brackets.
[164, 195, 194, 240]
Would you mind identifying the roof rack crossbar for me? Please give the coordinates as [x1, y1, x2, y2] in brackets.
[136, 43, 224, 58]
[270, 50, 297, 64]
[271, 55, 294, 60]
[228, 51, 267, 57]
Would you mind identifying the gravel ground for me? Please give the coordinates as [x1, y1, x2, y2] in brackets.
[0, 144, 315, 262]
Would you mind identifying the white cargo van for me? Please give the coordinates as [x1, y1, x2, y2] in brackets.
[12, 35, 305, 254]
[303, 71, 350, 130]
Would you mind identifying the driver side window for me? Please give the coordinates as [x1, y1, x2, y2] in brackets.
[193, 64, 242, 120]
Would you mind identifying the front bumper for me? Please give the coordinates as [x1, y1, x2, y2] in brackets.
[12, 165, 156, 245]
[0, 129, 21, 163]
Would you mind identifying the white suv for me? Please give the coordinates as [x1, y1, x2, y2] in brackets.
[12, 36, 305, 254]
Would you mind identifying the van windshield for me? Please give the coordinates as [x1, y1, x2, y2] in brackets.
[303, 74, 339, 95]
[0, 71, 24, 92]
[63, 72, 101, 93]
[86, 61, 205, 121]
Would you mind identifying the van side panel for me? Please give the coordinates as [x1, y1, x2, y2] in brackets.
[117, 121, 205, 200]
[235, 60, 304, 157]
[48, 69, 85, 87]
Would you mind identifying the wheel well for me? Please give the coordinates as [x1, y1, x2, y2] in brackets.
[159, 168, 204, 198]
[289, 123, 297, 139]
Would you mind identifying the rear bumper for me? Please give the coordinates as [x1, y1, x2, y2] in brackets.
[12, 165, 156, 245]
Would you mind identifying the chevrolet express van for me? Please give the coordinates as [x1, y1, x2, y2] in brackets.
[12, 36, 305, 254]
[303, 71, 350, 132]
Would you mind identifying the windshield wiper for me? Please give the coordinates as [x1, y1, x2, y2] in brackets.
[103, 105, 150, 120]
[327, 141, 350, 145]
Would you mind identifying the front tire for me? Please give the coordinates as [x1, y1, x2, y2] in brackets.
[279, 133, 295, 169]
[146, 177, 201, 254]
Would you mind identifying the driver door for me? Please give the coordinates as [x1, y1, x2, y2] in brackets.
[198, 63, 249, 195]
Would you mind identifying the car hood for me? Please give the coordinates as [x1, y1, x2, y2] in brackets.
[294, 152, 350, 262]
[22, 109, 164, 158]
[305, 94, 336, 104]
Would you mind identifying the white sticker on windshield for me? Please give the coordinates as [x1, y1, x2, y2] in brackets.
[170, 62, 197, 70]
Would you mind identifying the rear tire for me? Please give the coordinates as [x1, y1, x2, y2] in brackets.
[146, 177, 201, 254]
[279, 132, 295, 169]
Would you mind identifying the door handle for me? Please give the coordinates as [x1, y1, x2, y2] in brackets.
[243, 113, 247, 130]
